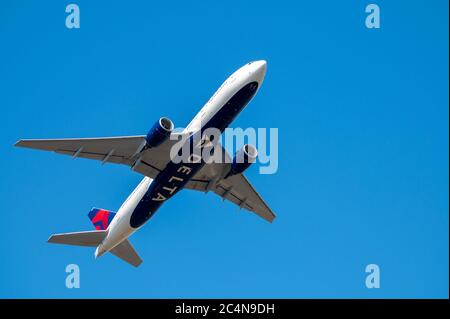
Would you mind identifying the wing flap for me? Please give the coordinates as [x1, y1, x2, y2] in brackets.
[184, 144, 276, 223]
[215, 174, 276, 223]
[186, 174, 275, 223]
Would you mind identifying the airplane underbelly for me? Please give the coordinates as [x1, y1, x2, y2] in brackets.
[129, 161, 203, 228]
[129, 81, 259, 229]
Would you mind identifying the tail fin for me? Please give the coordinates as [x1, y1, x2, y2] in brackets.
[110, 239, 143, 267]
[48, 230, 107, 247]
[88, 208, 116, 230]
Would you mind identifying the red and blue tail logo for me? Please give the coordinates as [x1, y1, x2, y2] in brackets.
[88, 208, 116, 230]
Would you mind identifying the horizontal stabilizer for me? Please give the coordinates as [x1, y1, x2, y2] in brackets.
[48, 230, 107, 247]
[110, 239, 143, 267]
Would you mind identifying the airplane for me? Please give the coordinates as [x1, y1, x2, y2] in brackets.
[15, 60, 276, 267]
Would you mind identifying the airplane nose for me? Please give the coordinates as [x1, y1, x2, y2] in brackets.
[253, 60, 267, 71]
[258, 60, 267, 69]
[252, 60, 267, 83]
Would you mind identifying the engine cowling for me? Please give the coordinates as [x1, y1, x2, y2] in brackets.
[229, 144, 258, 176]
[146, 117, 174, 148]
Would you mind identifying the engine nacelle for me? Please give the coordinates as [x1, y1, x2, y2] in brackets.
[229, 144, 258, 176]
[146, 117, 174, 148]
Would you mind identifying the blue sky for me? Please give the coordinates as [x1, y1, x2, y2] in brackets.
[0, 0, 448, 298]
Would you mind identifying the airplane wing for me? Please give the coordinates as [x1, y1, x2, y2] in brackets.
[15, 134, 185, 179]
[185, 145, 276, 223]
[16, 136, 276, 222]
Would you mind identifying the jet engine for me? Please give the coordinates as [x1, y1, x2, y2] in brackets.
[229, 144, 258, 176]
[145, 117, 174, 148]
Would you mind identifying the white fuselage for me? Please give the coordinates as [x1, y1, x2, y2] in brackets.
[96, 61, 267, 258]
